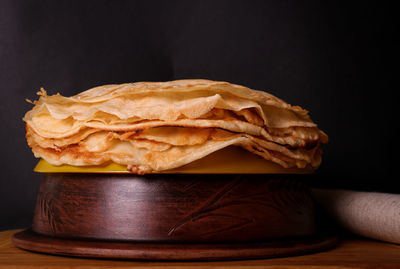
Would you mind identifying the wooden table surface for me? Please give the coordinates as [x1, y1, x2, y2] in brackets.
[1, 230, 399, 268]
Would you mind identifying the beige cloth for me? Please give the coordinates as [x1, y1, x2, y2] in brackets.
[312, 189, 400, 244]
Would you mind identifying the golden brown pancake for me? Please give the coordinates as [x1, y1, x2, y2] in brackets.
[24, 79, 328, 174]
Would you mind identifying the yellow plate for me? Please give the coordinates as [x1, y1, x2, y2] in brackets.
[34, 146, 314, 174]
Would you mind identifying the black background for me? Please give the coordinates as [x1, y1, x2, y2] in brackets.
[0, 0, 395, 230]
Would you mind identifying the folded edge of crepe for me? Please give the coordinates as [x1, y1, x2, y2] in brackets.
[34, 146, 315, 174]
[24, 79, 328, 174]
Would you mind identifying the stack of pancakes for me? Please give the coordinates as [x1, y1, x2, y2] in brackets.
[24, 80, 328, 174]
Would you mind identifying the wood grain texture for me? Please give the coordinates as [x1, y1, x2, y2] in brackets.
[2, 230, 400, 268]
[31, 174, 317, 242]
[12, 229, 337, 260]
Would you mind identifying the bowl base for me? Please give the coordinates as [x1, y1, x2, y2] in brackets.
[13, 229, 337, 261]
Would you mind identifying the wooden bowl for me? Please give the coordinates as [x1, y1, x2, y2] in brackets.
[13, 173, 337, 260]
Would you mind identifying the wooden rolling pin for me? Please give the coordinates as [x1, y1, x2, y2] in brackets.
[311, 189, 400, 244]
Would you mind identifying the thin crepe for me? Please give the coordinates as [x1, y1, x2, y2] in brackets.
[24, 79, 328, 173]
[27, 128, 321, 174]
